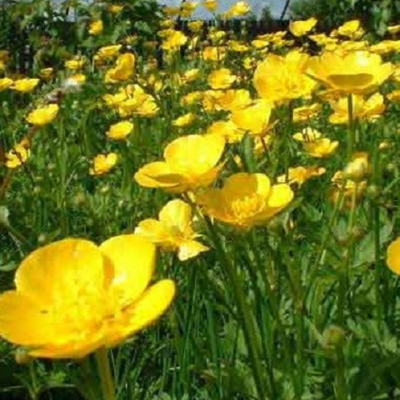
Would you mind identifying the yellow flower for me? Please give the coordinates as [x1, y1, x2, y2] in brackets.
[208, 68, 236, 89]
[97, 45, 122, 60]
[109, 4, 124, 13]
[106, 121, 134, 140]
[387, 237, 400, 274]
[343, 152, 369, 181]
[197, 173, 293, 230]
[337, 20, 364, 39]
[303, 138, 339, 158]
[230, 99, 274, 136]
[226, 1, 250, 18]
[202, 46, 226, 61]
[39, 68, 54, 80]
[206, 120, 243, 143]
[330, 170, 366, 207]
[188, 21, 203, 33]
[180, 1, 198, 17]
[181, 68, 200, 84]
[307, 51, 393, 94]
[0, 235, 175, 358]
[26, 104, 59, 126]
[213, 89, 252, 112]
[105, 53, 135, 83]
[329, 93, 385, 124]
[277, 166, 326, 187]
[65, 59, 85, 70]
[0, 77, 13, 92]
[172, 112, 195, 127]
[5, 141, 30, 169]
[204, 0, 217, 12]
[289, 18, 317, 37]
[254, 50, 317, 104]
[134, 134, 225, 193]
[387, 24, 400, 35]
[293, 127, 322, 142]
[293, 103, 322, 123]
[90, 153, 118, 176]
[135, 200, 208, 261]
[89, 19, 104, 35]
[162, 30, 188, 51]
[12, 78, 40, 93]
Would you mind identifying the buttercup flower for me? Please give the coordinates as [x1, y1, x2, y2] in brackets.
[329, 93, 385, 124]
[204, 0, 217, 12]
[89, 19, 104, 35]
[134, 134, 225, 193]
[0, 235, 175, 358]
[172, 112, 195, 127]
[254, 50, 317, 104]
[307, 51, 393, 94]
[90, 153, 118, 176]
[106, 121, 134, 140]
[135, 200, 208, 261]
[230, 99, 274, 136]
[208, 68, 236, 89]
[12, 78, 40, 93]
[277, 166, 326, 187]
[5, 140, 30, 169]
[197, 172, 294, 230]
[387, 237, 400, 274]
[26, 104, 59, 126]
[289, 18, 317, 37]
[105, 53, 135, 83]
[0, 77, 13, 92]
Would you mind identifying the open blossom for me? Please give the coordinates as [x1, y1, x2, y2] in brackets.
[106, 121, 134, 140]
[277, 166, 326, 187]
[90, 153, 118, 176]
[197, 173, 294, 230]
[105, 53, 135, 83]
[289, 18, 317, 37]
[26, 104, 59, 126]
[329, 93, 385, 124]
[89, 19, 104, 35]
[12, 78, 40, 93]
[5, 139, 30, 169]
[208, 68, 236, 89]
[254, 50, 317, 104]
[0, 235, 175, 358]
[307, 51, 393, 94]
[135, 200, 208, 261]
[134, 134, 225, 193]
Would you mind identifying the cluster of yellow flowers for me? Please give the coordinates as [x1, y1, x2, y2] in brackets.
[3, 0, 400, 370]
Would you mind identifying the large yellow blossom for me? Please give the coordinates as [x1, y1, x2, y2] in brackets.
[134, 134, 225, 193]
[197, 173, 293, 230]
[105, 53, 135, 83]
[135, 200, 208, 261]
[307, 51, 393, 94]
[254, 50, 317, 104]
[26, 104, 59, 126]
[0, 235, 175, 358]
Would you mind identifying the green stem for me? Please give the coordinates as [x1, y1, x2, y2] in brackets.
[334, 347, 348, 400]
[95, 347, 117, 400]
[203, 217, 267, 400]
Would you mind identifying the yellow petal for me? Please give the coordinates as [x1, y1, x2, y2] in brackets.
[15, 239, 105, 303]
[267, 184, 294, 208]
[159, 199, 192, 232]
[178, 240, 208, 261]
[387, 237, 400, 274]
[105, 279, 176, 347]
[100, 235, 155, 305]
[0, 291, 62, 346]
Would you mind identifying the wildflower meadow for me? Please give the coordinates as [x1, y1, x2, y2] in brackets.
[2, 0, 400, 399]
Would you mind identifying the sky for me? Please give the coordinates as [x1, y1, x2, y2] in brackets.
[159, 0, 287, 19]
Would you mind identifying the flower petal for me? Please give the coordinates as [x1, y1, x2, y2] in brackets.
[104, 279, 176, 347]
[15, 239, 105, 303]
[100, 235, 155, 305]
